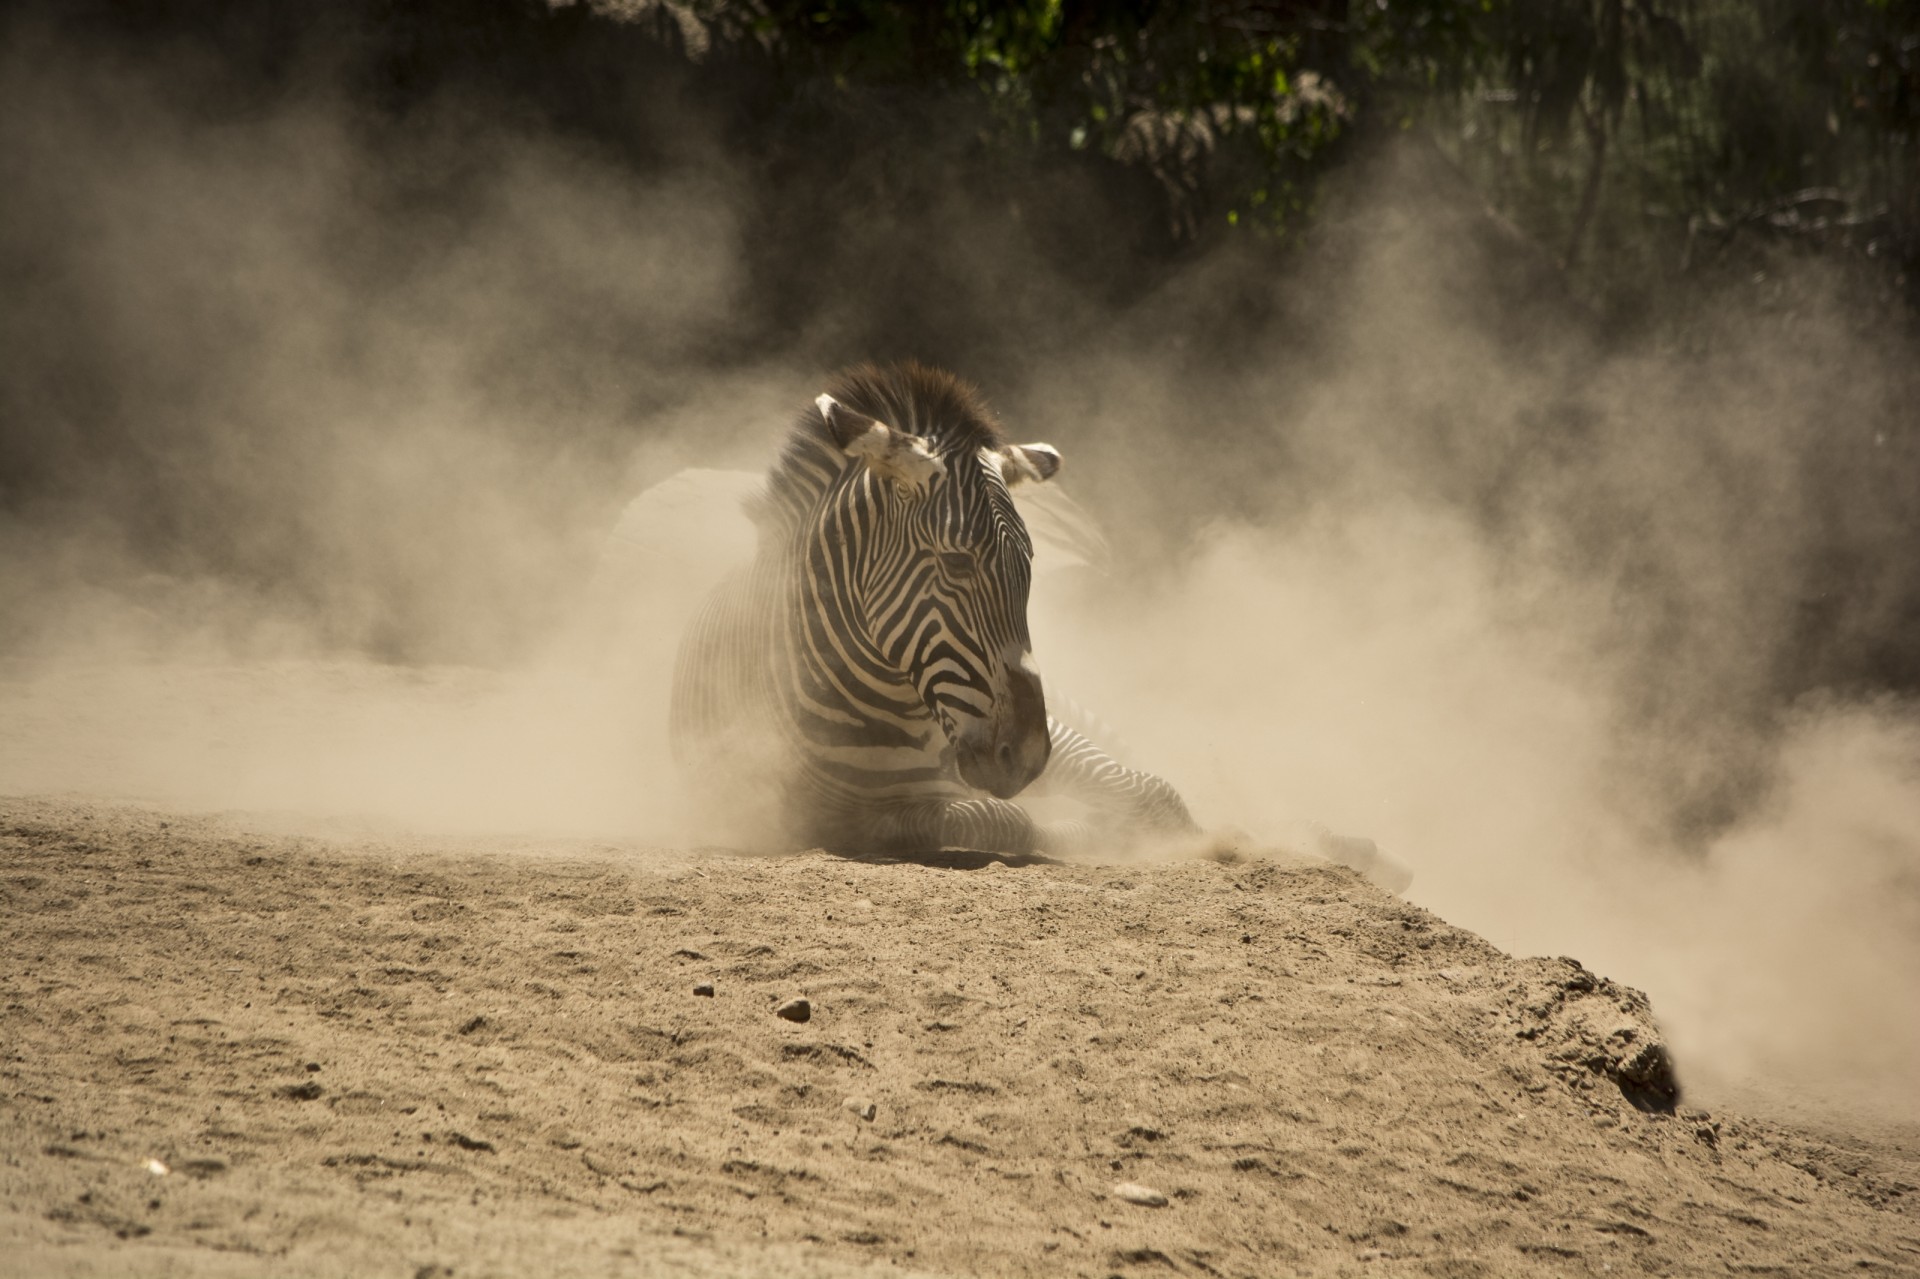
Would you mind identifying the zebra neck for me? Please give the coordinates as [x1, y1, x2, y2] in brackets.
[754, 441, 933, 737]
[754, 433, 850, 541]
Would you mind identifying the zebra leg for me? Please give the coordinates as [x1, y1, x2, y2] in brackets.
[861, 796, 1043, 856]
[1037, 716, 1197, 835]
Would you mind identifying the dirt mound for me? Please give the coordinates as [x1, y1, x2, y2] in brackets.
[1504, 956, 1677, 1114]
[3, 799, 1915, 1277]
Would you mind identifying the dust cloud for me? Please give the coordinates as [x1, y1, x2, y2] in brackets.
[2, 20, 1915, 1133]
[0, 18, 770, 837]
[1024, 181, 1920, 1127]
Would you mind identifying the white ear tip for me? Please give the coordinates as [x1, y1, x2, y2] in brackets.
[1005, 442, 1061, 483]
[815, 393, 838, 417]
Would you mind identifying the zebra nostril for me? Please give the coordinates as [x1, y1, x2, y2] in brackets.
[996, 741, 1014, 773]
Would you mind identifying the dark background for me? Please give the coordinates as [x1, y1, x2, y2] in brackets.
[4, 0, 1918, 842]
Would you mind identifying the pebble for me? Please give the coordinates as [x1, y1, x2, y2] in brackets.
[1112, 1182, 1169, 1207]
[693, 982, 714, 997]
[844, 1096, 877, 1121]
[775, 997, 812, 1023]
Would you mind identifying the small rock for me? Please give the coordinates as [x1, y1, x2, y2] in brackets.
[775, 997, 812, 1023]
[1112, 1182, 1169, 1207]
[144, 1158, 170, 1176]
[844, 1096, 877, 1121]
[693, 982, 715, 997]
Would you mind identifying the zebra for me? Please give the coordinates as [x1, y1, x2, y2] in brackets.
[668, 361, 1195, 856]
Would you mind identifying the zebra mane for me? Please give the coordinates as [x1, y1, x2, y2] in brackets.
[752, 361, 1009, 534]
[818, 361, 1008, 456]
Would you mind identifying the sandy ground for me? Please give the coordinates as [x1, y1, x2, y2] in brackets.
[4, 789, 1918, 1278]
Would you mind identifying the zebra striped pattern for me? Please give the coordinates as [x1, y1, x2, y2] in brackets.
[670, 361, 1194, 855]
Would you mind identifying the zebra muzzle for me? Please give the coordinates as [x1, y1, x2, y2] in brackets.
[951, 660, 1050, 799]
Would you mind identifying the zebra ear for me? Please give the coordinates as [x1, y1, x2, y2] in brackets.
[1000, 442, 1062, 486]
[815, 393, 945, 491]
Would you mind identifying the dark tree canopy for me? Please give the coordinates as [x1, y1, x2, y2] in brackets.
[20, 1, 1920, 316]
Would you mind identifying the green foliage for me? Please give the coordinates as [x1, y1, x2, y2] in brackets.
[76, 0, 1920, 306]
[615, 0, 1920, 306]
[1401, 0, 1920, 311]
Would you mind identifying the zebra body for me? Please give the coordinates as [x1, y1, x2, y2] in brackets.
[669, 362, 1193, 855]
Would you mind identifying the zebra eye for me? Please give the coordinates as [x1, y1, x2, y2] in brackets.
[937, 551, 976, 579]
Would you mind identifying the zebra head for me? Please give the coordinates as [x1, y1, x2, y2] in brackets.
[809, 367, 1060, 800]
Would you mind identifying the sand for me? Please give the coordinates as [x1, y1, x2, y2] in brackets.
[4, 787, 1917, 1278]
